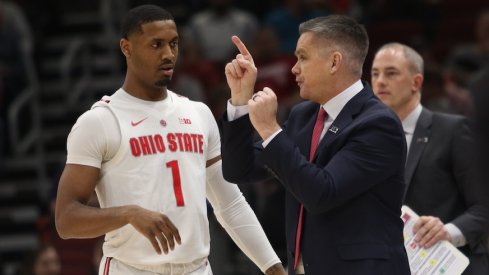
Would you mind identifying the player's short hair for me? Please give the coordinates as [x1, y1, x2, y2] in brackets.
[121, 4, 174, 39]
[299, 15, 369, 77]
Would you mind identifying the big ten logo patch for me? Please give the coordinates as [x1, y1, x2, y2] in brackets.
[179, 118, 192, 124]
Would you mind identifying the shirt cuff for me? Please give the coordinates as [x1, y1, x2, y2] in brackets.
[227, 99, 249, 121]
[262, 129, 283, 148]
[445, 223, 466, 247]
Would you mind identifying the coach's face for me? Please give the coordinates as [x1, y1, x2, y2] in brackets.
[291, 32, 337, 104]
[121, 20, 179, 90]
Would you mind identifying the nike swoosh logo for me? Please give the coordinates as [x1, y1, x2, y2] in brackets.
[131, 117, 148, 127]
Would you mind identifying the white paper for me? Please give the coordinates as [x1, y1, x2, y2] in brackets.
[401, 205, 469, 275]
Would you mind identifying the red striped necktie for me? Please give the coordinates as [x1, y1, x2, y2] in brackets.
[294, 107, 328, 270]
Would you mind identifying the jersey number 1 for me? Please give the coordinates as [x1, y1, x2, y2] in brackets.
[166, 160, 185, 206]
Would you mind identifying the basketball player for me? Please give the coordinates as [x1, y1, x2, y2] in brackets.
[54, 5, 285, 275]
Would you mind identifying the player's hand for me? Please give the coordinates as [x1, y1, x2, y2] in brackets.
[248, 87, 281, 140]
[128, 206, 181, 254]
[224, 35, 257, 106]
[412, 216, 449, 248]
[264, 263, 286, 275]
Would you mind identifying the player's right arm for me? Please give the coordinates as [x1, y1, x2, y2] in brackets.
[55, 163, 129, 238]
[56, 164, 180, 254]
[55, 107, 180, 254]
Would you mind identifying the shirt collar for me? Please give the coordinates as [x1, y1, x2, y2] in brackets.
[402, 104, 422, 135]
[323, 80, 363, 120]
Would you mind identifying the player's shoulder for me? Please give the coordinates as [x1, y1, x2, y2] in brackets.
[169, 89, 197, 103]
[170, 90, 212, 114]
[74, 95, 116, 126]
[77, 105, 112, 126]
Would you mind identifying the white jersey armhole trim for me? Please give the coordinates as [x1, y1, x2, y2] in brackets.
[91, 103, 125, 168]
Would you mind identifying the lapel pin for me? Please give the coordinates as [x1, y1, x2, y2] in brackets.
[416, 137, 428, 143]
[329, 126, 339, 134]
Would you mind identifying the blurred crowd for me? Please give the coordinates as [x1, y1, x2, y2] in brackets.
[1, 0, 488, 274]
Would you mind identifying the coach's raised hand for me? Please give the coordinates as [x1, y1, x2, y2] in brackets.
[225, 35, 257, 106]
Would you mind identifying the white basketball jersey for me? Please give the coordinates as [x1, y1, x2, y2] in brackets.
[93, 89, 219, 266]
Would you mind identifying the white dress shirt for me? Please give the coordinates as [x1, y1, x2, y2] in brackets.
[402, 104, 422, 154]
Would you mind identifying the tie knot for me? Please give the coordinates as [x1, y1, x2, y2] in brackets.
[317, 107, 327, 123]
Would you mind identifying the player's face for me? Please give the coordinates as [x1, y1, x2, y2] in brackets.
[124, 20, 179, 89]
[371, 48, 419, 112]
[291, 32, 335, 104]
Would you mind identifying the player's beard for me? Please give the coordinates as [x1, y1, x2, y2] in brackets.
[155, 77, 171, 87]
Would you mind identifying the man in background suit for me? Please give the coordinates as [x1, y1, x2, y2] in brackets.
[371, 42, 489, 274]
[471, 66, 489, 258]
[220, 15, 410, 275]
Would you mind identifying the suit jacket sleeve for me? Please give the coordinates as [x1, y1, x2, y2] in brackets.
[220, 104, 406, 214]
[449, 117, 489, 248]
[219, 112, 273, 184]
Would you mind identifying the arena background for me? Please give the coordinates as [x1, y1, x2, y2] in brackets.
[0, 0, 488, 274]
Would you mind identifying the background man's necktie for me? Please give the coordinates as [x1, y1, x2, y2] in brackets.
[294, 107, 328, 270]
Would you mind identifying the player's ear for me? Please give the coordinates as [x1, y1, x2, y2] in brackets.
[120, 38, 131, 57]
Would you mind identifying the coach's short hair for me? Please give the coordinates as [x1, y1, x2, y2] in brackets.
[376, 43, 424, 75]
[299, 15, 369, 77]
[121, 5, 174, 39]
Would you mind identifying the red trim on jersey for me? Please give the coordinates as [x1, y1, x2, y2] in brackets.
[103, 257, 112, 275]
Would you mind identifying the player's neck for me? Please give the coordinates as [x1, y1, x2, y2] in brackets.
[122, 81, 168, 101]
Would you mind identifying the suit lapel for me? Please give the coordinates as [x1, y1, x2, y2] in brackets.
[404, 108, 432, 200]
[313, 84, 374, 160]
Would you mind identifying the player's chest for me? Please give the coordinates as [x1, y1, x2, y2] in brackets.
[117, 108, 207, 158]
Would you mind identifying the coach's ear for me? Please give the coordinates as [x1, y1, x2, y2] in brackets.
[120, 38, 131, 58]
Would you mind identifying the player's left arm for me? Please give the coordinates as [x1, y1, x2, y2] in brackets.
[206, 156, 285, 275]
[200, 101, 284, 275]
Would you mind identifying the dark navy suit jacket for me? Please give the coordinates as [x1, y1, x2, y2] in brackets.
[220, 84, 410, 275]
